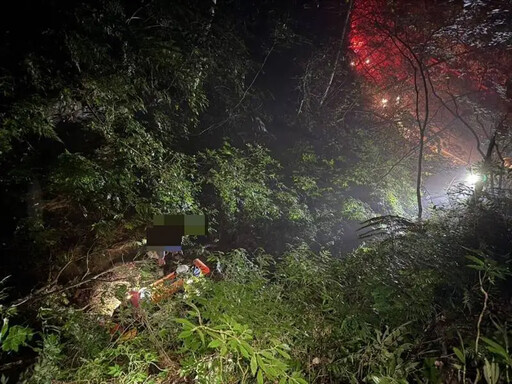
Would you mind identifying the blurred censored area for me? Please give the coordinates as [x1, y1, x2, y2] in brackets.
[146, 214, 208, 252]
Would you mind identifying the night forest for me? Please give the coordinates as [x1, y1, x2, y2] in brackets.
[1, 0, 512, 382]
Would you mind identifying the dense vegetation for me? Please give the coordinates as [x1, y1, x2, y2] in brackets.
[4, 193, 512, 383]
[1, 0, 512, 383]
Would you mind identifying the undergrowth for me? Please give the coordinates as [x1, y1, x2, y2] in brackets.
[2, 195, 512, 383]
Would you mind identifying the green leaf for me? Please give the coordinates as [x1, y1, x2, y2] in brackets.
[1, 325, 33, 352]
[257, 354, 269, 375]
[241, 341, 254, 355]
[290, 372, 308, 384]
[197, 329, 205, 345]
[239, 344, 250, 358]
[482, 337, 509, 361]
[228, 339, 238, 350]
[208, 339, 222, 348]
[276, 348, 291, 360]
[466, 255, 484, 264]
[257, 369, 264, 384]
[483, 358, 500, 384]
[265, 366, 279, 379]
[466, 255, 485, 270]
[453, 347, 465, 363]
[178, 330, 193, 339]
[174, 318, 196, 329]
[251, 354, 258, 375]
[107, 364, 123, 377]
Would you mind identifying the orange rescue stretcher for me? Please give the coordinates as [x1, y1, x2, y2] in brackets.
[128, 258, 210, 307]
[109, 258, 210, 340]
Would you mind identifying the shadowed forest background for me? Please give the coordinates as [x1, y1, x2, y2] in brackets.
[1, 0, 512, 383]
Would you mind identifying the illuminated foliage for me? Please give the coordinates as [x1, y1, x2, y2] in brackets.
[349, 0, 512, 164]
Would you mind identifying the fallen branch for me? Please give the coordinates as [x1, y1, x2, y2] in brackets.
[0, 358, 35, 372]
[12, 270, 113, 308]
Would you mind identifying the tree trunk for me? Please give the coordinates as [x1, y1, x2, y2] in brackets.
[416, 130, 425, 220]
[319, 0, 354, 107]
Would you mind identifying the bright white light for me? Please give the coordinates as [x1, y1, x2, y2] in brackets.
[381, 98, 388, 105]
[396, 96, 400, 102]
[365, 58, 370, 64]
[350, 61, 355, 66]
[465, 173, 480, 186]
